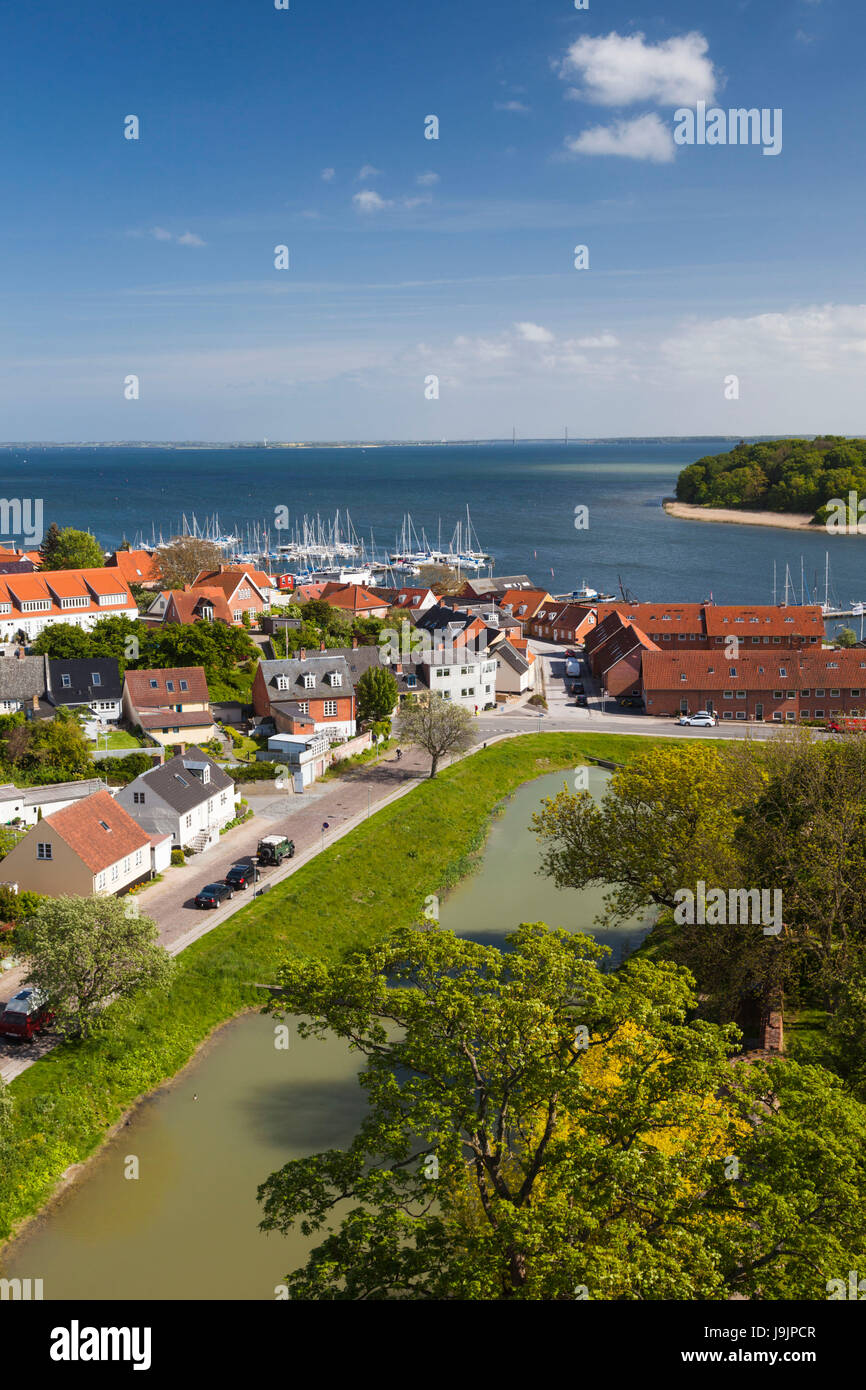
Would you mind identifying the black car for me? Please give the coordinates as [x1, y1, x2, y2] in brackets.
[194, 881, 234, 909]
[574, 694, 589, 707]
[224, 864, 254, 890]
[572, 682, 585, 695]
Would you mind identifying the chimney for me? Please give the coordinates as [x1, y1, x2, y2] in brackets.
[352, 636, 358, 649]
[299, 647, 306, 661]
[320, 640, 326, 651]
[177, 742, 186, 756]
[16, 646, 24, 660]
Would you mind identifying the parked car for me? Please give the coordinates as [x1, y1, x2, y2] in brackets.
[564, 658, 582, 678]
[194, 881, 234, 909]
[0, 988, 53, 1041]
[225, 864, 255, 890]
[572, 682, 585, 695]
[256, 835, 295, 866]
[676, 712, 715, 727]
[574, 694, 589, 707]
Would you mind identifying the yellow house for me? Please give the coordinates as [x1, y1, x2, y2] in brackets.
[122, 666, 217, 749]
[0, 789, 168, 896]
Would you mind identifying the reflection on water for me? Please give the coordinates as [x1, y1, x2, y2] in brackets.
[1, 767, 647, 1298]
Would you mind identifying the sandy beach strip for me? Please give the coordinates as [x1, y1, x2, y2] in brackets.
[663, 500, 817, 531]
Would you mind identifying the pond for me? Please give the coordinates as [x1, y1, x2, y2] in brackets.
[0, 766, 651, 1298]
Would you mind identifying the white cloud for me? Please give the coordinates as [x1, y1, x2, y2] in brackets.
[356, 164, 383, 182]
[559, 31, 717, 107]
[515, 321, 554, 343]
[147, 226, 206, 246]
[659, 303, 866, 376]
[353, 190, 393, 213]
[401, 194, 433, 209]
[321, 167, 336, 182]
[573, 333, 619, 349]
[494, 100, 530, 113]
[566, 113, 675, 163]
[416, 171, 440, 186]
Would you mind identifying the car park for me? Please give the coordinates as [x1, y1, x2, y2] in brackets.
[0, 988, 53, 1041]
[194, 881, 234, 909]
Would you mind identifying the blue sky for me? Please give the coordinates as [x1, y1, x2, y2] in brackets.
[1, 0, 863, 440]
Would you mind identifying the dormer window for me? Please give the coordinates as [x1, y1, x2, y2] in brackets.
[275, 674, 289, 691]
[302, 672, 315, 689]
[328, 672, 342, 687]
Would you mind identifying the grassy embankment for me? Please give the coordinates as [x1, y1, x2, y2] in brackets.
[0, 730, 679, 1245]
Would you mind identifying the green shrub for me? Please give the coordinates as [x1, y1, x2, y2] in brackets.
[170, 848, 186, 866]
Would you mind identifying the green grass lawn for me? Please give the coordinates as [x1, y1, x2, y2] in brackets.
[0, 730, 679, 1244]
[208, 669, 255, 703]
[88, 728, 142, 751]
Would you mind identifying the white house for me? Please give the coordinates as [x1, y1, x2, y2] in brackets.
[0, 569, 138, 642]
[114, 751, 240, 853]
[263, 732, 331, 790]
[421, 653, 498, 709]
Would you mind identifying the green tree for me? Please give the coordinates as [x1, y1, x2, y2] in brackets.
[356, 666, 398, 723]
[20, 894, 173, 1039]
[398, 692, 474, 777]
[31, 624, 93, 659]
[532, 744, 744, 927]
[836, 627, 857, 648]
[40, 527, 105, 571]
[258, 924, 866, 1299]
[38, 521, 62, 567]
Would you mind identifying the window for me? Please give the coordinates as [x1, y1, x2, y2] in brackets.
[166, 681, 174, 692]
[461, 688, 472, 698]
[135, 849, 143, 866]
[786, 691, 795, 699]
[680, 673, 687, 682]
[149, 678, 158, 689]
[233, 610, 242, 622]
[329, 672, 342, 687]
[828, 661, 839, 669]
[736, 692, 746, 699]
[239, 587, 251, 599]
[91, 672, 102, 686]
[185, 814, 192, 828]
[831, 689, 841, 697]
[221, 791, 228, 805]
[801, 689, 811, 697]
[772, 636, 781, 644]
[405, 673, 417, 688]
[297, 701, 308, 714]
[180, 679, 188, 691]
[723, 691, 733, 699]
[460, 666, 472, 675]
[736, 711, 746, 719]
[111, 863, 119, 881]
[815, 709, 824, 719]
[303, 673, 315, 689]
[133, 791, 145, 804]
[815, 688, 825, 697]
[123, 856, 131, 873]
[729, 667, 737, 677]
[276, 675, 289, 691]
[723, 711, 733, 720]
[96, 872, 106, 890]
[61, 673, 71, 688]
[773, 712, 782, 721]
[435, 667, 449, 678]
[99, 820, 111, 831]
[37, 842, 52, 860]
[323, 700, 337, 716]
[779, 667, 787, 677]
[853, 689, 862, 698]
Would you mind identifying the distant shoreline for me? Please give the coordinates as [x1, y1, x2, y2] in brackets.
[663, 499, 817, 532]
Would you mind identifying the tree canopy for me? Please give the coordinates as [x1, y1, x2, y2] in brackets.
[674, 436, 866, 520]
[398, 692, 474, 776]
[20, 894, 173, 1039]
[259, 923, 866, 1299]
[39, 525, 105, 570]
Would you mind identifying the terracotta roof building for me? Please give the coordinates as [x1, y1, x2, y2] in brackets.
[642, 649, 866, 722]
[0, 788, 165, 896]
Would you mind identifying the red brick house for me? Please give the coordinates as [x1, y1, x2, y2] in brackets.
[642, 649, 866, 722]
[252, 651, 356, 740]
[527, 602, 599, 645]
[319, 584, 390, 619]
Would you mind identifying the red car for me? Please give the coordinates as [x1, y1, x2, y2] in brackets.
[0, 988, 53, 1041]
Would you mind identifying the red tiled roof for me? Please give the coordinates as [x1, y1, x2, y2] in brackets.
[107, 549, 163, 584]
[497, 588, 550, 617]
[703, 604, 824, 638]
[319, 584, 388, 613]
[0, 567, 135, 619]
[191, 568, 269, 601]
[642, 649, 866, 693]
[164, 588, 233, 624]
[46, 789, 150, 873]
[124, 666, 210, 708]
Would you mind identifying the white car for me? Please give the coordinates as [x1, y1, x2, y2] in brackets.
[676, 712, 715, 727]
